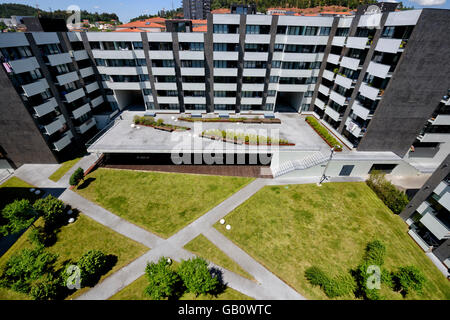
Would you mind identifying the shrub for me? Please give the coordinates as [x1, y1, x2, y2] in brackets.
[353, 262, 383, 300]
[29, 274, 61, 300]
[366, 171, 409, 214]
[156, 118, 164, 126]
[178, 257, 219, 296]
[305, 266, 355, 298]
[77, 250, 108, 287]
[33, 195, 66, 229]
[305, 117, 343, 151]
[0, 247, 58, 294]
[392, 266, 426, 296]
[364, 240, 386, 266]
[69, 168, 84, 187]
[1, 199, 36, 236]
[28, 226, 55, 247]
[144, 257, 181, 300]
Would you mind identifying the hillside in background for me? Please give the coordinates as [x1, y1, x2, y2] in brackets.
[0, 3, 120, 23]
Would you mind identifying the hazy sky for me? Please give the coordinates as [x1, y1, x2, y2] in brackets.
[1, 0, 449, 23]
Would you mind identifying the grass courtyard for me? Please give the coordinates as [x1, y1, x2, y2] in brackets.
[75, 168, 253, 238]
[48, 157, 83, 182]
[0, 177, 39, 211]
[215, 182, 450, 300]
[0, 214, 148, 300]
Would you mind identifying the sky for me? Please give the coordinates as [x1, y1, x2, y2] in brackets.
[1, 0, 449, 23]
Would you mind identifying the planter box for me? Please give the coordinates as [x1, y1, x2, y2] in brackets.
[201, 134, 295, 146]
[178, 117, 281, 124]
[305, 119, 343, 151]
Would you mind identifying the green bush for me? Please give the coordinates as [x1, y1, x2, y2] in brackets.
[29, 274, 61, 300]
[305, 266, 355, 298]
[305, 117, 343, 151]
[1, 199, 36, 236]
[33, 195, 66, 229]
[144, 257, 181, 300]
[156, 118, 164, 126]
[69, 168, 84, 187]
[353, 262, 383, 300]
[177, 257, 219, 296]
[364, 240, 386, 266]
[77, 250, 108, 287]
[392, 266, 426, 296]
[366, 171, 409, 214]
[28, 226, 55, 247]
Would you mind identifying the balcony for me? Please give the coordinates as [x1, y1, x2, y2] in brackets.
[213, 83, 237, 91]
[214, 68, 238, 77]
[345, 118, 364, 137]
[327, 53, 341, 65]
[331, 36, 346, 47]
[241, 83, 264, 91]
[157, 96, 179, 104]
[241, 97, 262, 105]
[314, 97, 326, 110]
[420, 212, 450, 240]
[152, 67, 175, 76]
[91, 96, 104, 108]
[154, 82, 177, 90]
[334, 74, 353, 89]
[47, 53, 72, 66]
[73, 50, 89, 61]
[53, 130, 73, 151]
[92, 50, 136, 60]
[72, 103, 91, 119]
[431, 115, 450, 126]
[346, 37, 368, 50]
[178, 51, 205, 60]
[9, 57, 39, 74]
[214, 97, 236, 105]
[351, 100, 372, 120]
[77, 117, 97, 134]
[182, 83, 205, 91]
[44, 115, 65, 135]
[318, 84, 330, 96]
[64, 87, 85, 103]
[79, 66, 94, 78]
[33, 97, 57, 117]
[340, 56, 360, 71]
[213, 51, 239, 60]
[366, 61, 390, 79]
[243, 68, 266, 77]
[359, 82, 380, 101]
[322, 69, 335, 81]
[243, 52, 268, 61]
[56, 71, 79, 86]
[277, 84, 308, 92]
[213, 33, 240, 43]
[279, 69, 312, 78]
[375, 38, 402, 54]
[103, 81, 141, 90]
[22, 79, 49, 97]
[245, 34, 270, 44]
[180, 67, 205, 76]
[329, 90, 348, 106]
[325, 106, 342, 122]
[85, 81, 99, 93]
[184, 96, 206, 104]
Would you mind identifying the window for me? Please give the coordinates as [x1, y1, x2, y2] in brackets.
[213, 43, 226, 51]
[101, 74, 110, 81]
[269, 76, 279, 83]
[335, 28, 349, 37]
[272, 60, 281, 68]
[319, 27, 331, 36]
[182, 60, 204, 68]
[132, 42, 143, 50]
[339, 165, 354, 176]
[264, 103, 274, 111]
[304, 91, 313, 97]
[189, 42, 204, 51]
[304, 26, 318, 36]
[136, 59, 147, 66]
[382, 26, 395, 38]
[274, 44, 284, 52]
[214, 60, 227, 68]
[95, 58, 106, 66]
[246, 25, 260, 34]
[267, 90, 276, 96]
[143, 89, 152, 95]
[277, 26, 287, 34]
[146, 102, 155, 109]
[287, 26, 302, 35]
[139, 74, 150, 81]
[213, 24, 228, 34]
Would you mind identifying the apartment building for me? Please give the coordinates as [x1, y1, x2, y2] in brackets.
[400, 154, 450, 269]
[0, 4, 449, 171]
[0, 32, 115, 167]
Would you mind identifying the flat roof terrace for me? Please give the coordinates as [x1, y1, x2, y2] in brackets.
[87, 112, 335, 154]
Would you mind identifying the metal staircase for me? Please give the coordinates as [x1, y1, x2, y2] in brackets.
[272, 152, 329, 178]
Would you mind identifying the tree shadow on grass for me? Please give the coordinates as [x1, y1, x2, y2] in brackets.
[76, 178, 96, 190]
[208, 267, 227, 297]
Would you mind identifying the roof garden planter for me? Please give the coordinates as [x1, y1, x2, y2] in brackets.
[305, 116, 343, 151]
[178, 117, 281, 124]
[201, 130, 295, 146]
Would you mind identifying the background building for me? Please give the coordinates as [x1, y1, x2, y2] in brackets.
[183, 0, 211, 20]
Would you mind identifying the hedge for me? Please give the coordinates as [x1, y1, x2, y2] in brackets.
[305, 116, 343, 151]
[366, 171, 409, 214]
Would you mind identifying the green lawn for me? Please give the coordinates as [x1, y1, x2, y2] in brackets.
[48, 157, 83, 182]
[184, 235, 254, 280]
[110, 264, 252, 301]
[0, 214, 148, 300]
[75, 168, 253, 238]
[215, 182, 450, 300]
[0, 177, 39, 211]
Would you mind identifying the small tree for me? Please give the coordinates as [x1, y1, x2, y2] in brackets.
[69, 168, 84, 187]
[144, 257, 181, 300]
[33, 195, 66, 228]
[392, 266, 426, 296]
[177, 257, 219, 296]
[1, 199, 36, 236]
[77, 250, 108, 287]
[29, 274, 60, 300]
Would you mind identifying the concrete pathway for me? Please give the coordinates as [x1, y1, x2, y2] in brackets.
[58, 153, 100, 186]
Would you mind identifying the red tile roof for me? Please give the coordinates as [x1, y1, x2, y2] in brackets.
[193, 25, 207, 32]
[114, 28, 145, 32]
[211, 8, 229, 14]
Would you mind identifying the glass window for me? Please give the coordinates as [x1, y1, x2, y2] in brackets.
[319, 27, 331, 36]
[132, 42, 143, 50]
